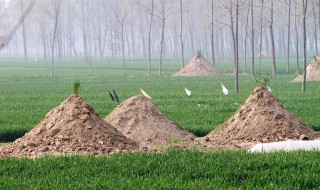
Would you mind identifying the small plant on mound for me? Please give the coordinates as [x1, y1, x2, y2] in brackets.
[254, 73, 271, 88]
[72, 80, 81, 96]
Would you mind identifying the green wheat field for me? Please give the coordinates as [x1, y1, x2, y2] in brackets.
[0, 58, 320, 189]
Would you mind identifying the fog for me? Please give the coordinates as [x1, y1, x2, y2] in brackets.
[0, 0, 318, 64]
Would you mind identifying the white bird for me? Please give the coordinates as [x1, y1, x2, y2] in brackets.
[184, 87, 191, 96]
[140, 88, 152, 100]
[267, 85, 272, 92]
[221, 83, 228, 95]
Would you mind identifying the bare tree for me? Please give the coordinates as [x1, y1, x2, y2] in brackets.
[210, 0, 216, 66]
[19, 0, 28, 61]
[312, 0, 318, 55]
[226, 0, 239, 94]
[250, 0, 254, 75]
[113, 0, 130, 76]
[258, 0, 264, 73]
[49, 0, 62, 79]
[180, 0, 184, 68]
[148, 0, 154, 77]
[294, 0, 299, 74]
[243, 0, 250, 73]
[153, 0, 175, 76]
[286, 0, 291, 74]
[0, 1, 34, 52]
[302, 0, 308, 93]
[235, 0, 239, 94]
[269, 0, 276, 76]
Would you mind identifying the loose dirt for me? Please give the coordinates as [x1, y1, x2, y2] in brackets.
[200, 87, 320, 149]
[0, 95, 138, 158]
[105, 95, 195, 145]
[173, 54, 221, 76]
[292, 56, 320, 82]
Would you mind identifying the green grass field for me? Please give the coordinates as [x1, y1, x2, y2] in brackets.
[1, 150, 320, 189]
[1, 58, 320, 189]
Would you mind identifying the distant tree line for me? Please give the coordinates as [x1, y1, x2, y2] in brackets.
[0, 0, 319, 75]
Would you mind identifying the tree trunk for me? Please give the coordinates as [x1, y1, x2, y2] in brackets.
[159, 18, 165, 76]
[228, 0, 238, 94]
[19, 0, 27, 61]
[180, 0, 184, 68]
[286, 0, 291, 74]
[211, 0, 215, 66]
[251, 0, 254, 75]
[51, 0, 61, 79]
[235, 0, 239, 95]
[258, 0, 264, 73]
[148, 0, 154, 77]
[294, 1, 299, 74]
[312, 0, 318, 55]
[302, 0, 307, 93]
[121, 23, 126, 76]
[269, 0, 276, 76]
[244, 1, 250, 73]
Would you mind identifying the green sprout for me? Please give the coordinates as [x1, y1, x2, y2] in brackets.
[254, 73, 272, 88]
[72, 80, 81, 96]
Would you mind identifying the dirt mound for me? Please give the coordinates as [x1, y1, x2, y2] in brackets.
[201, 87, 320, 149]
[173, 54, 221, 76]
[292, 56, 320, 82]
[105, 95, 194, 145]
[0, 95, 138, 158]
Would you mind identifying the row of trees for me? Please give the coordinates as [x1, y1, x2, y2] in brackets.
[0, 0, 318, 80]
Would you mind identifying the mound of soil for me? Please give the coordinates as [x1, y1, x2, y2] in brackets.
[173, 55, 221, 76]
[201, 87, 320, 149]
[0, 95, 138, 158]
[292, 56, 320, 82]
[105, 95, 194, 145]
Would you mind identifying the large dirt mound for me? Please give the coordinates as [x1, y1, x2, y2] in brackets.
[292, 56, 320, 82]
[201, 87, 320, 149]
[173, 55, 221, 76]
[105, 95, 194, 145]
[0, 95, 138, 158]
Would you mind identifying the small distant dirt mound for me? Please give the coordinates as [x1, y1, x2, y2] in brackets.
[105, 95, 194, 145]
[0, 95, 138, 158]
[292, 56, 320, 82]
[173, 54, 221, 76]
[201, 87, 320, 149]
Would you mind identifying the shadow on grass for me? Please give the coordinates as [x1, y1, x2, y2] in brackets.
[0, 129, 28, 143]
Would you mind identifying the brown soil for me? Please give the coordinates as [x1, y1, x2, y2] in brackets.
[173, 55, 221, 76]
[201, 87, 320, 150]
[105, 95, 195, 145]
[0, 95, 138, 158]
[292, 56, 320, 82]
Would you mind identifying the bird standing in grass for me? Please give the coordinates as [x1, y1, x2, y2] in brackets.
[184, 87, 191, 96]
[113, 89, 120, 104]
[140, 88, 152, 99]
[108, 91, 114, 101]
[221, 83, 228, 95]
